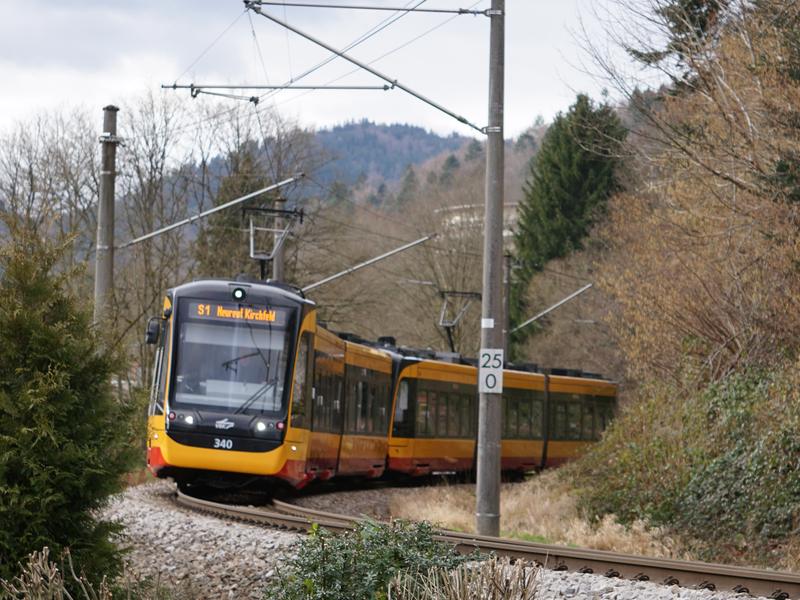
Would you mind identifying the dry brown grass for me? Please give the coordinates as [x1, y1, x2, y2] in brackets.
[389, 556, 540, 600]
[388, 472, 688, 559]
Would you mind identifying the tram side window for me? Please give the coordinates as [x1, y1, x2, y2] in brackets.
[327, 375, 336, 430]
[331, 375, 343, 431]
[595, 400, 615, 440]
[392, 379, 414, 438]
[552, 402, 567, 440]
[376, 385, 383, 432]
[567, 402, 582, 441]
[416, 390, 428, 436]
[437, 393, 448, 437]
[582, 403, 595, 441]
[374, 385, 384, 434]
[357, 382, 369, 432]
[394, 380, 409, 423]
[519, 398, 531, 439]
[532, 399, 543, 439]
[322, 374, 335, 432]
[346, 381, 358, 433]
[290, 331, 314, 430]
[312, 370, 322, 430]
[312, 367, 330, 431]
[459, 395, 471, 437]
[448, 394, 460, 437]
[428, 392, 438, 437]
[507, 396, 518, 439]
[366, 384, 377, 433]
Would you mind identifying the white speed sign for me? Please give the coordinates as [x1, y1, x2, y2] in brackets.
[478, 348, 504, 393]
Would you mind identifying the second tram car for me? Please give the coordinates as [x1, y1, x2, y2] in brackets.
[146, 278, 617, 489]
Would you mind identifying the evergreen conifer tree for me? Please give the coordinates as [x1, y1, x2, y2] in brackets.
[0, 216, 142, 587]
[439, 154, 461, 186]
[464, 139, 484, 162]
[193, 145, 271, 279]
[514, 94, 627, 281]
[397, 165, 419, 204]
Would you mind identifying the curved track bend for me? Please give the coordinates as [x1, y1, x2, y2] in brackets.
[175, 490, 800, 599]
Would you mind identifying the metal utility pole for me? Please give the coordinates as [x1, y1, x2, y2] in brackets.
[94, 105, 120, 325]
[476, 0, 504, 537]
[273, 198, 286, 281]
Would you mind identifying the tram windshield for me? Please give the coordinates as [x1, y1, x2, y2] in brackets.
[171, 298, 297, 414]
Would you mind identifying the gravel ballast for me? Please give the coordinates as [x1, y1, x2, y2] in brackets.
[104, 481, 298, 599]
[105, 482, 775, 600]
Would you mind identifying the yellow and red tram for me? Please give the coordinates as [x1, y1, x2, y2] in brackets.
[145, 278, 617, 489]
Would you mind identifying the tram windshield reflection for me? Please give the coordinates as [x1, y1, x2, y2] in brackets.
[171, 299, 297, 414]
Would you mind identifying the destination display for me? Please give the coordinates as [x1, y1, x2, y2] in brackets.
[188, 301, 288, 326]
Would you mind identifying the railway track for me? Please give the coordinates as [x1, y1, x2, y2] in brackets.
[175, 489, 800, 599]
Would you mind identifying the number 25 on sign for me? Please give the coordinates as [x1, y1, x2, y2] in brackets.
[479, 349, 504, 393]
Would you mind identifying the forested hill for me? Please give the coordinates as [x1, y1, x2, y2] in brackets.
[315, 120, 470, 184]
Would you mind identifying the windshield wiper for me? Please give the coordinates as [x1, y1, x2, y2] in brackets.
[221, 351, 262, 373]
[234, 377, 280, 415]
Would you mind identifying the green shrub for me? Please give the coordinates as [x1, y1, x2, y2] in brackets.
[677, 370, 800, 547]
[571, 360, 800, 562]
[569, 378, 705, 525]
[265, 518, 489, 600]
[0, 218, 144, 588]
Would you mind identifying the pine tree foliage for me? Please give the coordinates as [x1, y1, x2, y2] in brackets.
[438, 154, 461, 186]
[626, 0, 729, 70]
[0, 216, 142, 587]
[397, 165, 419, 204]
[193, 145, 271, 279]
[464, 139, 484, 162]
[514, 94, 627, 281]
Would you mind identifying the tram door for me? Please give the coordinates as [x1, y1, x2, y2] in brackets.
[307, 333, 345, 479]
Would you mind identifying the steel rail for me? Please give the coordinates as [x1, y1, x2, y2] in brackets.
[178, 491, 800, 598]
[175, 488, 350, 534]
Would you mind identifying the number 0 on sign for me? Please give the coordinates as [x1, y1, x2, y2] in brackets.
[479, 348, 504, 393]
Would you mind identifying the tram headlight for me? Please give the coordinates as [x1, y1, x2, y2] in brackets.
[255, 421, 267, 432]
[232, 287, 247, 301]
[173, 412, 197, 428]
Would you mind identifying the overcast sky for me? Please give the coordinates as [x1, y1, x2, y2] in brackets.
[1, 0, 622, 139]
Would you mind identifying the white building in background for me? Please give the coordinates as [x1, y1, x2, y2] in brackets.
[433, 202, 520, 248]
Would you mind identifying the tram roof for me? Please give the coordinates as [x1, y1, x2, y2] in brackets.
[169, 277, 315, 307]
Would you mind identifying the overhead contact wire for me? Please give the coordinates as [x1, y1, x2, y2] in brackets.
[251, 0, 426, 106]
[174, 10, 248, 84]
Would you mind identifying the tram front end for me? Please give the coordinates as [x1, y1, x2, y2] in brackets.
[145, 278, 315, 488]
